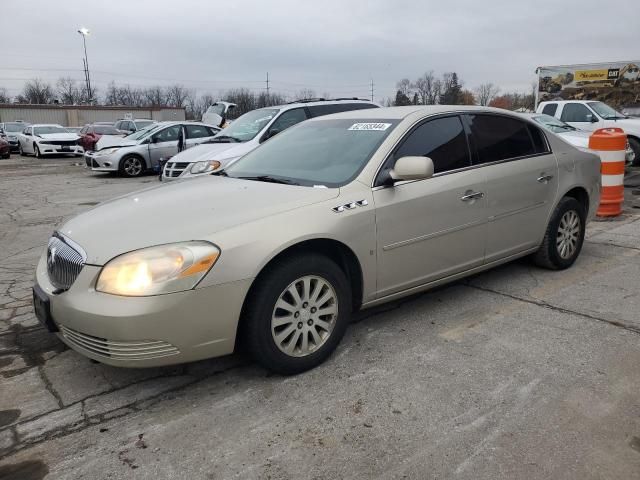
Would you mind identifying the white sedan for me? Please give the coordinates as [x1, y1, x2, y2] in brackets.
[523, 113, 635, 165]
[18, 124, 83, 158]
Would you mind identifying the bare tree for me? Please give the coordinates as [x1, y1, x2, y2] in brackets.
[412, 71, 437, 105]
[294, 88, 317, 100]
[104, 82, 119, 105]
[166, 84, 190, 107]
[222, 88, 256, 116]
[144, 86, 166, 107]
[0, 88, 10, 103]
[56, 77, 82, 105]
[475, 83, 500, 106]
[22, 78, 56, 104]
[396, 78, 412, 99]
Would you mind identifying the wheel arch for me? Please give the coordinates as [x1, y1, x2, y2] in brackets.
[561, 185, 590, 216]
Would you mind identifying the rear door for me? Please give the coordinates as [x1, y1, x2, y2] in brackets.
[184, 124, 216, 148]
[373, 115, 488, 297]
[464, 113, 558, 262]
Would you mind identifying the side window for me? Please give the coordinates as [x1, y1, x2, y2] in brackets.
[307, 105, 341, 117]
[560, 104, 594, 122]
[114, 121, 123, 130]
[467, 114, 535, 163]
[266, 108, 308, 136]
[24, 127, 31, 135]
[392, 116, 471, 175]
[541, 103, 558, 116]
[152, 125, 180, 143]
[185, 124, 210, 139]
[205, 126, 219, 136]
[528, 125, 550, 154]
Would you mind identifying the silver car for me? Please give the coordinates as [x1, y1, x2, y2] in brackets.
[85, 122, 220, 177]
[34, 106, 600, 374]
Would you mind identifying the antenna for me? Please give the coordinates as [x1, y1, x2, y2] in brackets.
[370, 78, 374, 102]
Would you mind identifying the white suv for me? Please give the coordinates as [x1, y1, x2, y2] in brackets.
[162, 99, 379, 181]
[537, 100, 640, 164]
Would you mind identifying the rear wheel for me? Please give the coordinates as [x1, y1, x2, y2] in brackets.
[242, 254, 351, 374]
[120, 155, 144, 177]
[629, 137, 640, 167]
[533, 197, 586, 270]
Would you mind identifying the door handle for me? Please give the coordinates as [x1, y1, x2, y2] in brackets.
[537, 174, 554, 183]
[460, 191, 484, 202]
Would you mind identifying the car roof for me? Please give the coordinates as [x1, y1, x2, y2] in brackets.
[276, 99, 378, 110]
[307, 105, 526, 121]
[31, 124, 64, 127]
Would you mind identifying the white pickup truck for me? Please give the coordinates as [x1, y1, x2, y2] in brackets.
[536, 100, 640, 165]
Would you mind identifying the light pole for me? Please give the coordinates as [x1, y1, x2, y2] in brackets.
[77, 27, 92, 103]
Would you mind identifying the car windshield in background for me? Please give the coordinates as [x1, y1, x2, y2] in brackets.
[588, 101, 627, 120]
[94, 126, 121, 135]
[125, 124, 160, 140]
[206, 104, 226, 116]
[34, 126, 68, 135]
[5, 123, 26, 132]
[532, 114, 576, 133]
[213, 108, 279, 142]
[226, 119, 398, 188]
[135, 120, 154, 129]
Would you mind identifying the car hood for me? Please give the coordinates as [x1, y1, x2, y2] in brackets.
[605, 118, 640, 132]
[96, 135, 138, 150]
[39, 133, 79, 141]
[170, 142, 254, 164]
[59, 175, 339, 265]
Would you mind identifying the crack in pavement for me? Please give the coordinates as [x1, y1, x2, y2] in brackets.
[585, 240, 640, 252]
[464, 283, 640, 336]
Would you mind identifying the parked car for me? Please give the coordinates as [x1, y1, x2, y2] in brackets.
[0, 136, 10, 158]
[33, 106, 600, 374]
[17, 124, 83, 158]
[0, 121, 30, 151]
[522, 113, 635, 165]
[202, 101, 237, 128]
[84, 122, 220, 177]
[65, 127, 83, 135]
[537, 100, 640, 164]
[113, 119, 156, 134]
[77, 124, 125, 151]
[162, 98, 379, 181]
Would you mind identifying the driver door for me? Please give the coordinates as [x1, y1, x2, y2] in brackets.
[148, 124, 181, 167]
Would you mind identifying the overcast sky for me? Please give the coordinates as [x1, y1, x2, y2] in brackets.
[2, 0, 639, 102]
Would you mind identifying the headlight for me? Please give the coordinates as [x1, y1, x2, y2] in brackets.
[96, 147, 121, 156]
[189, 160, 221, 174]
[96, 241, 220, 296]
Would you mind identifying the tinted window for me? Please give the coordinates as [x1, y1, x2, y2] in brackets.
[560, 103, 594, 122]
[541, 103, 558, 116]
[467, 114, 535, 163]
[393, 116, 471, 174]
[308, 103, 377, 117]
[94, 126, 120, 135]
[267, 108, 308, 136]
[205, 126, 219, 136]
[528, 125, 550, 154]
[185, 124, 211, 139]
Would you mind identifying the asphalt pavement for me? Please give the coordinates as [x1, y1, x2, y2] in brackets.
[1, 157, 639, 480]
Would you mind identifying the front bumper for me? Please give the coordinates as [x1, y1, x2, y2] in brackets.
[35, 253, 253, 367]
[85, 151, 118, 172]
[38, 143, 83, 155]
[7, 138, 19, 150]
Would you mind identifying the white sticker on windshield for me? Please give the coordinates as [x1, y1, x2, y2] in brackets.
[348, 123, 391, 131]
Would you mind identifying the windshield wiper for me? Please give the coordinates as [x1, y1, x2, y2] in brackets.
[235, 175, 299, 185]
[208, 135, 241, 143]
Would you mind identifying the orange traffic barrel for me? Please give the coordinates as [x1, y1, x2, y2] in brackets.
[589, 128, 626, 217]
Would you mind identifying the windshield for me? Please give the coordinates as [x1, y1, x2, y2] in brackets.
[226, 119, 398, 187]
[587, 102, 627, 120]
[125, 124, 161, 141]
[206, 104, 226, 116]
[94, 126, 120, 135]
[34, 126, 68, 135]
[4, 123, 26, 133]
[215, 108, 279, 142]
[532, 114, 576, 133]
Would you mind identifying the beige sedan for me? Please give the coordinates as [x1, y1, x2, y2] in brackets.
[33, 106, 601, 374]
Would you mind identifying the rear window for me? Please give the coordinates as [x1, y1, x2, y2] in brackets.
[541, 103, 558, 116]
[94, 126, 120, 135]
[528, 125, 550, 154]
[467, 114, 536, 163]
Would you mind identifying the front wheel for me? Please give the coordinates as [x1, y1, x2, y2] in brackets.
[629, 137, 640, 167]
[533, 197, 586, 270]
[18, 142, 25, 156]
[120, 155, 144, 177]
[34, 144, 41, 159]
[242, 254, 352, 374]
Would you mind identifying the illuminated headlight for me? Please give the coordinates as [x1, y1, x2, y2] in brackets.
[189, 160, 221, 174]
[96, 147, 121, 156]
[96, 241, 220, 296]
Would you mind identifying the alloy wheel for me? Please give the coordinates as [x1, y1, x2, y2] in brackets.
[271, 275, 338, 357]
[123, 157, 142, 176]
[556, 210, 581, 259]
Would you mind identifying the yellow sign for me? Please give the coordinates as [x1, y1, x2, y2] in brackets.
[575, 69, 609, 81]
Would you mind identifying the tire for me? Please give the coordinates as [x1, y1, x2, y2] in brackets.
[119, 155, 145, 177]
[242, 253, 352, 375]
[1, 152, 9, 159]
[629, 137, 640, 167]
[533, 197, 586, 270]
[18, 142, 25, 156]
[34, 144, 41, 159]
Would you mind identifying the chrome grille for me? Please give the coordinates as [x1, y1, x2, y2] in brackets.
[164, 161, 190, 178]
[60, 325, 180, 360]
[46, 233, 86, 291]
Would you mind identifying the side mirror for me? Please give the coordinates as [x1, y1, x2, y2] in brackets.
[266, 128, 281, 140]
[590, 115, 599, 123]
[390, 156, 434, 182]
[151, 136, 161, 144]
